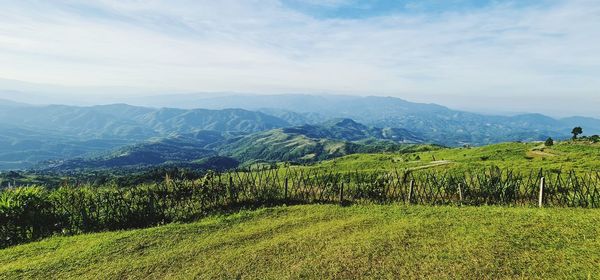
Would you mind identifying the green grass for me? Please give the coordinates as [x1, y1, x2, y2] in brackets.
[1, 204, 599, 279]
[290, 141, 600, 173]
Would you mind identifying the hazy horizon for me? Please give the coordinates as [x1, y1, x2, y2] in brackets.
[1, 0, 599, 117]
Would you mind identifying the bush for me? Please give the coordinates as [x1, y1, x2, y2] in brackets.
[0, 187, 56, 248]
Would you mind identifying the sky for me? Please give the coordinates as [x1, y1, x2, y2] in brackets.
[0, 0, 599, 116]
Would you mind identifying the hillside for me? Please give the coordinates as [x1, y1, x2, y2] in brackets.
[219, 119, 426, 164]
[1, 205, 598, 279]
[40, 131, 226, 171]
[219, 129, 360, 163]
[283, 118, 422, 143]
[295, 141, 600, 173]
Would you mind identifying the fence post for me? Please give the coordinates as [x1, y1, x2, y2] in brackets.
[284, 177, 288, 202]
[538, 177, 545, 208]
[229, 176, 234, 203]
[339, 182, 344, 205]
[408, 180, 415, 204]
[458, 183, 463, 205]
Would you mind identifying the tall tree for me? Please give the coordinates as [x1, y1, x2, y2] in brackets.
[571, 127, 583, 140]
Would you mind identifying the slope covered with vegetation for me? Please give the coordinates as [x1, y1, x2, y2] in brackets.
[218, 120, 428, 164]
[1, 204, 599, 279]
[293, 141, 600, 173]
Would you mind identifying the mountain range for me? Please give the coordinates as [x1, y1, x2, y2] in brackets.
[1, 94, 599, 170]
[40, 119, 429, 171]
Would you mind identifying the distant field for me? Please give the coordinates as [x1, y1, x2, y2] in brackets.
[289, 141, 600, 173]
[1, 204, 599, 279]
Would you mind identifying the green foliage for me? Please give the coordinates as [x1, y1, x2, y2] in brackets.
[0, 187, 56, 247]
[572, 126, 583, 139]
[545, 137, 554, 146]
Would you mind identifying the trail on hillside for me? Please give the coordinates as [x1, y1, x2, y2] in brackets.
[529, 150, 557, 157]
[409, 160, 453, 171]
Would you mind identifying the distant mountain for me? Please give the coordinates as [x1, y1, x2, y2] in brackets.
[0, 98, 30, 108]
[0, 103, 289, 140]
[0, 123, 132, 170]
[560, 116, 600, 133]
[218, 119, 428, 163]
[0, 103, 290, 169]
[283, 118, 422, 143]
[132, 107, 288, 135]
[130, 94, 600, 145]
[4, 94, 600, 170]
[41, 131, 225, 171]
[39, 120, 431, 171]
[257, 108, 323, 126]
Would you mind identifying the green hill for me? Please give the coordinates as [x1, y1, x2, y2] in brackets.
[1, 205, 598, 279]
[217, 118, 426, 163]
[282, 118, 422, 143]
[292, 141, 600, 173]
[219, 129, 358, 163]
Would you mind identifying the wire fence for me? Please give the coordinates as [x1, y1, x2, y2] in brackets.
[2, 167, 600, 248]
[225, 167, 600, 207]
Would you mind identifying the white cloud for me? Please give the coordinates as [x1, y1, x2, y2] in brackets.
[0, 0, 599, 116]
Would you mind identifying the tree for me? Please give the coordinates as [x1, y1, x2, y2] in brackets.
[571, 127, 583, 140]
[545, 137, 554, 146]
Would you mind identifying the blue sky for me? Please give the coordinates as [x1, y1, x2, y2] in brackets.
[0, 0, 598, 116]
[282, 0, 540, 18]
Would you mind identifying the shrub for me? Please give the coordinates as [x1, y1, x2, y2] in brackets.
[0, 187, 56, 248]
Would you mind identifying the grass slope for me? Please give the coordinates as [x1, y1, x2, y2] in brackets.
[296, 141, 600, 173]
[1, 205, 599, 279]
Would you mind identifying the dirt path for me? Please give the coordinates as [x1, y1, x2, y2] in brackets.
[409, 160, 453, 171]
[528, 150, 557, 157]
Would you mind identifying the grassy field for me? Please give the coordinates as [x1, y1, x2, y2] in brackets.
[289, 141, 600, 173]
[1, 204, 599, 279]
